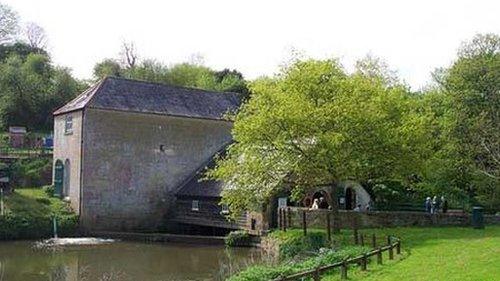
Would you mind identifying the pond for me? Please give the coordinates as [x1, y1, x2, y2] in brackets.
[0, 240, 261, 281]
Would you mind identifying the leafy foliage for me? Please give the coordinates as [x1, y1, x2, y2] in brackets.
[0, 187, 78, 240]
[93, 57, 249, 97]
[209, 59, 435, 215]
[225, 230, 252, 247]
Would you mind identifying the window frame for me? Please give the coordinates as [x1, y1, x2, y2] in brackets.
[191, 200, 200, 211]
[64, 115, 73, 135]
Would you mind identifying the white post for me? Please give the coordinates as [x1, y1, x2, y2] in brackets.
[53, 217, 58, 239]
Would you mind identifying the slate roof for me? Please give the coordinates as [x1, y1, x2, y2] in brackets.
[54, 77, 241, 120]
[175, 147, 228, 199]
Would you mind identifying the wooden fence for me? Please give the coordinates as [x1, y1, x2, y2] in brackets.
[273, 233, 402, 281]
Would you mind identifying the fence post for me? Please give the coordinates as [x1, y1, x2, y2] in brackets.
[326, 212, 331, 242]
[361, 253, 368, 271]
[387, 235, 391, 245]
[377, 248, 383, 265]
[283, 208, 287, 232]
[372, 233, 376, 248]
[302, 210, 307, 236]
[313, 266, 321, 281]
[353, 228, 359, 245]
[396, 240, 401, 255]
[278, 208, 282, 230]
[287, 207, 292, 228]
[340, 259, 348, 280]
[389, 244, 394, 260]
[360, 234, 364, 246]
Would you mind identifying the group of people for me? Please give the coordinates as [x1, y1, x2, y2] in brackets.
[425, 196, 448, 214]
[310, 197, 330, 210]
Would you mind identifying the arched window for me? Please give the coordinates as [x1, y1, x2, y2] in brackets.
[63, 159, 71, 197]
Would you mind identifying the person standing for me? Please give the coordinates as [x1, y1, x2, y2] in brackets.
[441, 196, 448, 213]
[425, 197, 432, 213]
[431, 196, 439, 214]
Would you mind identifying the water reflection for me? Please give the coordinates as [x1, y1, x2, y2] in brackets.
[0, 241, 261, 281]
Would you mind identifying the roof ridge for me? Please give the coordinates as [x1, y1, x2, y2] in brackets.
[105, 76, 241, 96]
[53, 79, 106, 115]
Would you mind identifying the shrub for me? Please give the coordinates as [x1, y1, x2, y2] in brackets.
[43, 185, 55, 197]
[225, 230, 252, 247]
[228, 245, 369, 281]
[0, 213, 78, 240]
[10, 158, 52, 187]
[269, 230, 327, 259]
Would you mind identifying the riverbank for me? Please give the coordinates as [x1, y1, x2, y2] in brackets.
[227, 226, 500, 281]
[322, 226, 500, 281]
[228, 229, 372, 281]
[0, 187, 78, 240]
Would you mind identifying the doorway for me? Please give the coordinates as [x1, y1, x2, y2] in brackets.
[345, 187, 356, 210]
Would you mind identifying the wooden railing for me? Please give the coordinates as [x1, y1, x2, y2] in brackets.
[272, 234, 402, 281]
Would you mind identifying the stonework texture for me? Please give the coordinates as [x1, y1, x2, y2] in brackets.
[55, 108, 233, 231]
[281, 207, 500, 229]
[53, 111, 83, 213]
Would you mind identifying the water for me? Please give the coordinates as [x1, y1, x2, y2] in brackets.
[0, 241, 261, 281]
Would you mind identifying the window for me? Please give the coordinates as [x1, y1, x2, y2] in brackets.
[64, 115, 73, 135]
[191, 200, 199, 211]
[221, 204, 229, 215]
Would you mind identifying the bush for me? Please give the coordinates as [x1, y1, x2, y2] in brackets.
[225, 230, 252, 247]
[10, 158, 52, 187]
[0, 213, 78, 240]
[1, 188, 78, 240]
[228, 245, 369, 281]
[269, 230, 327, 259]
[43, 185, 55, 197]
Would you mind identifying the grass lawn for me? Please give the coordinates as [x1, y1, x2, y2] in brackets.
[4, 187, 72, 217]
[322, 226, 500, 281]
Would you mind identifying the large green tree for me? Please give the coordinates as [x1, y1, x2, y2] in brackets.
[93, 55, 249, 96]
[0, 53, 85, 130]
[431, 33, 500, 209]
[209, 59, 434, 214]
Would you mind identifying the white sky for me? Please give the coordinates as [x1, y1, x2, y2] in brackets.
[4, 0, 500, 89]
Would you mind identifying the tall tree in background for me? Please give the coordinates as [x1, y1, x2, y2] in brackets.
[0, 3, 18, 44]
[24, 22, 47, 49]
[120, 41, 138, 69]
[433, 33, 500, 209]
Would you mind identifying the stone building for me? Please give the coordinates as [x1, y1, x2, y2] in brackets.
[53, 77, 241, 231]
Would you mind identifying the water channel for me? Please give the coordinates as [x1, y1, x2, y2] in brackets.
[0, 240, 261, 281]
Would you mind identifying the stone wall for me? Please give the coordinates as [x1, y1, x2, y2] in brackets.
[80, 108, 233, 231]
[53, 111, 83, 213]
[281, 207, 500, 229]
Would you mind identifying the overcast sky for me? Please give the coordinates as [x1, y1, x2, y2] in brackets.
[4, 0, 500, 89]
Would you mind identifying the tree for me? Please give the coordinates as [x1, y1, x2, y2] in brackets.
[0, 53, 83, 130]
[208, 59, 434, 215]
[93, 58, 123, 79]
[0, 3, 18, 44]
[24, 22, 47, 49]
[0, 42, 46, 62]
[431, 33, 500, 210]
[120, 41, 138, 69]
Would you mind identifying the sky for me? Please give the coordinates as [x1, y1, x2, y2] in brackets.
[3, 0, 500, 90]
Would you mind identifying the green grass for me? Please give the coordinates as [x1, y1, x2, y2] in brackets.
[4, 187, 73, 217]
[321, 226, 500, 281]
[1, 187, 78, 240]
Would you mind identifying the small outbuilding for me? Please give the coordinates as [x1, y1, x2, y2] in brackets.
[8, 126, 27, 148]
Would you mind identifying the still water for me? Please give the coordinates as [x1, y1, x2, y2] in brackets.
[0, 241, 261, 281]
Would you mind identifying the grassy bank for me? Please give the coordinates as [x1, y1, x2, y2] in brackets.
[0, 187, 78, 240]
[228, 229, 370, 281]
[322, 226, 500, 281]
